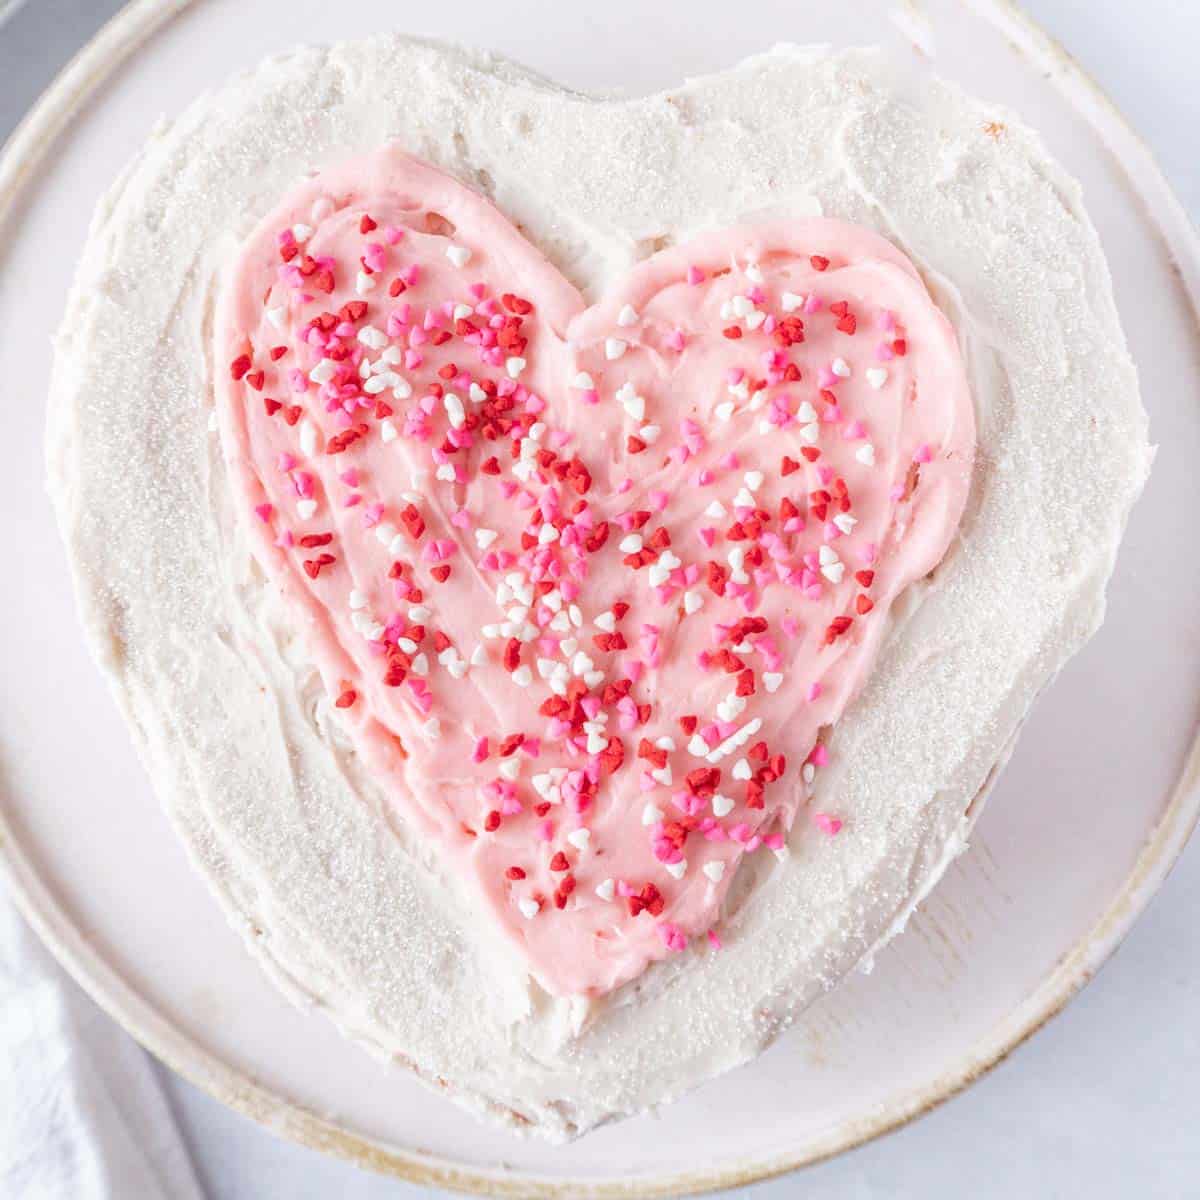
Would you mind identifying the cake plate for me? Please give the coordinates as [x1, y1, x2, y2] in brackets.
[0, 0, 1197, 1194]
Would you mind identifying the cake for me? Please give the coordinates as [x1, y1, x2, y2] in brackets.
[47, 37, 1150, 1140]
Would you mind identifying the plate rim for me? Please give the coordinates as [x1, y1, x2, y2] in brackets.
[1, 0, 1198, 1195]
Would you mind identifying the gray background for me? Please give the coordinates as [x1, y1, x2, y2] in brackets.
[3, 2, 1198, 1197]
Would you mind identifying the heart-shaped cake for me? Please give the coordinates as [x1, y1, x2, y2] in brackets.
[49, 38, 1150, 1139]
[216, 148, 974, 997]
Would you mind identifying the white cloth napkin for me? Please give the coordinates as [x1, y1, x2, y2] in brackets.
[0, 893, 205, 1200]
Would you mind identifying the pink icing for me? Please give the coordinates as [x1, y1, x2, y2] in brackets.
[215, 148, 974, 997]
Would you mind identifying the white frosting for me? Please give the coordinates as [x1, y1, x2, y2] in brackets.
[46, 38, 1150, 1140]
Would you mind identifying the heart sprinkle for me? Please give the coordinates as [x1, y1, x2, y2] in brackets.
[216, 150, 974, 996]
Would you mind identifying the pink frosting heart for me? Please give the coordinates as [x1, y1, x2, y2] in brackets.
[215, 148, 974, 997]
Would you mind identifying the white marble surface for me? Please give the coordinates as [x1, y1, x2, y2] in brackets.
[3, 2, 1198, 1196]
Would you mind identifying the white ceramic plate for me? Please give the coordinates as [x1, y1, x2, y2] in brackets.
[1, 0, 1197, 1194]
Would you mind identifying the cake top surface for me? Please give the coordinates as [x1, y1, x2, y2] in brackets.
[47, 38, 1149, 1139]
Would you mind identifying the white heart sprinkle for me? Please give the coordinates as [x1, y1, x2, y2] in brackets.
[443, 392, 465, 428]
[620, 389, 645, 421]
